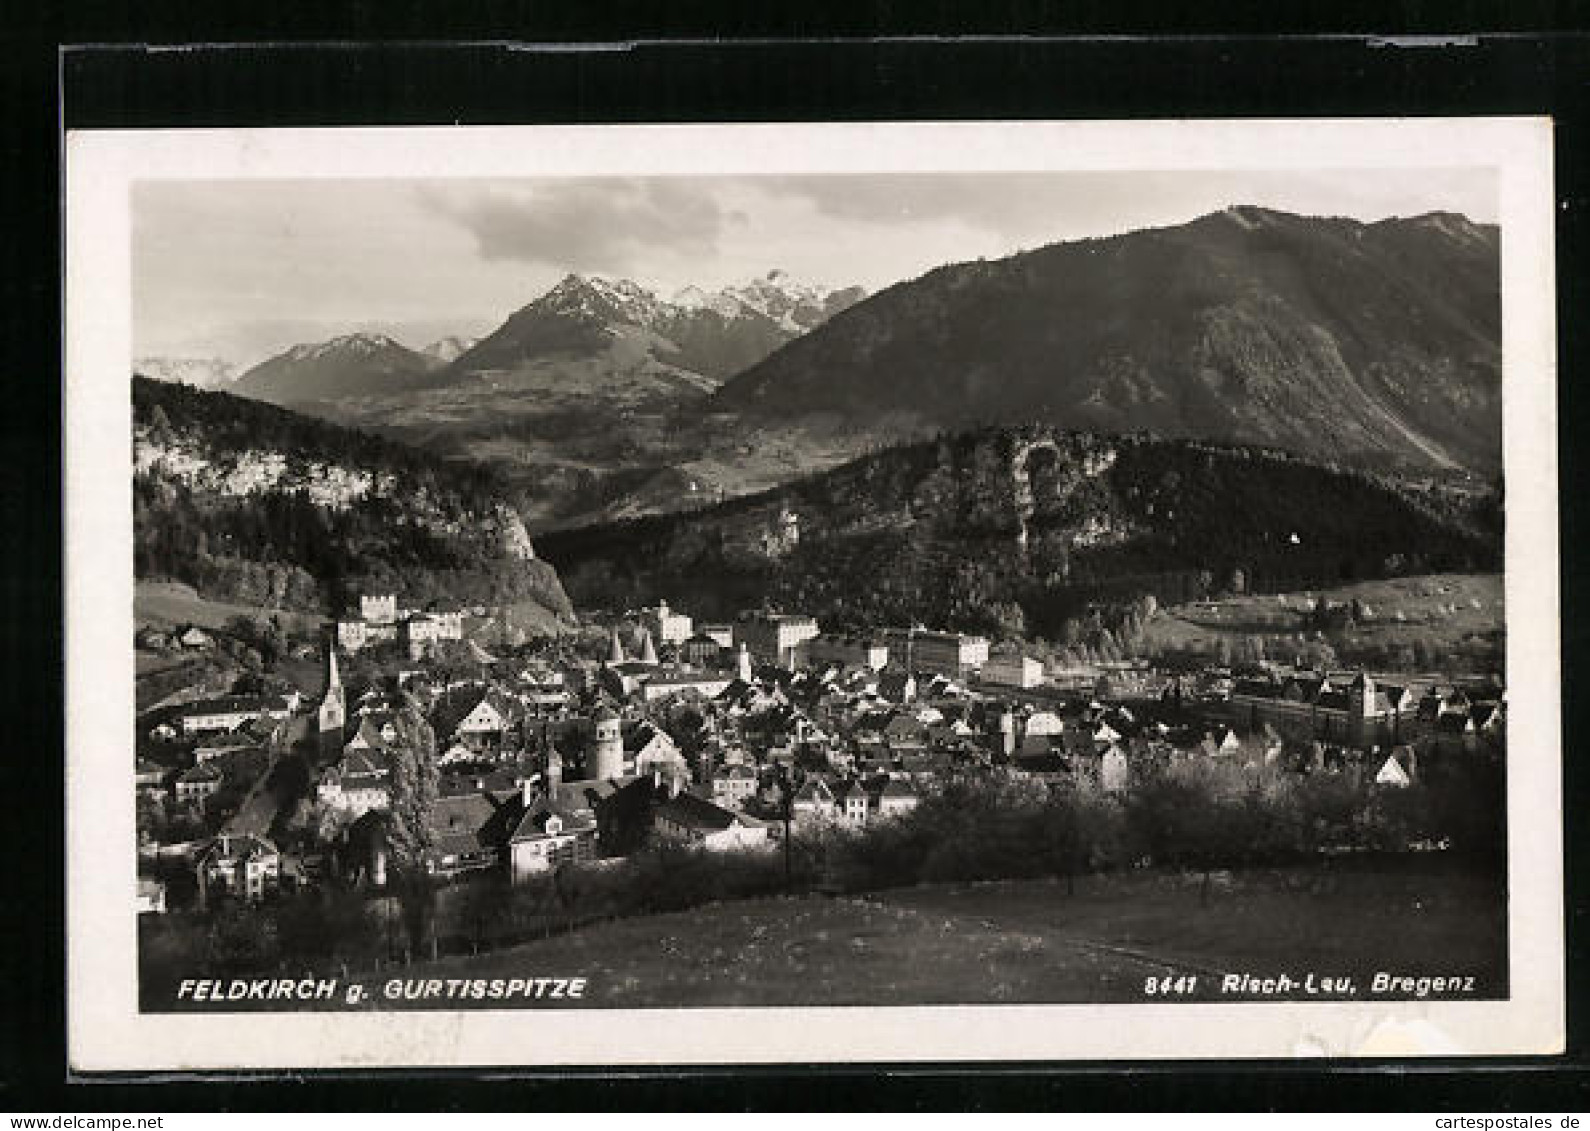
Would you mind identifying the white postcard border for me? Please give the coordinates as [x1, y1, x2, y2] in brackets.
[65, 118, 1562, 1070]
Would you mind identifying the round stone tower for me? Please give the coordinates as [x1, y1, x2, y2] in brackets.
[592, 705, 623, 780]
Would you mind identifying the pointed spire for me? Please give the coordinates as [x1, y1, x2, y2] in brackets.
[606, 627, 627, 666]
[638, 627, 659, 666]
[323, 628, 342, 692]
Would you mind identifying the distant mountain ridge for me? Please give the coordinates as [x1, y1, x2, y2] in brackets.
[445, 270, 866, 388]
[711, 207, 1502, 474]
[233, 332, 438, 404]
[135, 356, 238, 389]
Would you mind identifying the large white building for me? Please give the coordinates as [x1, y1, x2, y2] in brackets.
[735, 613, 820, 669]
[640, 599, 694, 646]
[981, 654, 1045, 690]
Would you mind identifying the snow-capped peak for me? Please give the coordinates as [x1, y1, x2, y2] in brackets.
[422, 335, 478, 362]
[670, 284, 750, 319]
[286, 332, 405, 362]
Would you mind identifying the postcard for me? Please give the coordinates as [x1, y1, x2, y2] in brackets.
[64, 118, 1561, 1069]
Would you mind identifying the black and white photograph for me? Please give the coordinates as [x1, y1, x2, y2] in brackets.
[64, 119, 1562, 1068]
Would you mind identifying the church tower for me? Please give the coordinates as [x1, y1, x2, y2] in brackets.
[592, 705, 624, 780]
[317, 632, 346, 751]
[605, 627, 627, 666]
[735, 642, 753, 683]
[637, 626, 659, 666]
[1348, 671, 1377, 747]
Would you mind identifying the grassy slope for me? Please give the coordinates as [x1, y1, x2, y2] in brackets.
[1144, 573, 1502, 665]
[135, 580, 329, 634]
[365, 860, 1505, 1008]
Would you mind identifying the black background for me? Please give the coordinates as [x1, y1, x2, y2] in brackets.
[6, 5, 1590, 1112]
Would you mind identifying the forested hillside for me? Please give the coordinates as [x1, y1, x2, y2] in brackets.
[538, 425, 1500, 641]
[132, 376, 574, 621]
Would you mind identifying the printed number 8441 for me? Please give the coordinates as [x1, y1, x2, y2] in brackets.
[1144, 975, 1199, 996]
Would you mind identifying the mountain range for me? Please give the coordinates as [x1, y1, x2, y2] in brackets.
[201, 208, 1502, 531]
[710, 207, 1501, 475]
[226, 271, 866, 410]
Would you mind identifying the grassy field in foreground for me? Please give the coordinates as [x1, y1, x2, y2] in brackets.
[320, 859, 1504, 1010]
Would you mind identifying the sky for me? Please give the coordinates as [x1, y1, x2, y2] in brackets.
[133, 168, 1497, 368]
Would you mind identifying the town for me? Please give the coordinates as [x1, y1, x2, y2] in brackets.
[134, 586, 1507, 978]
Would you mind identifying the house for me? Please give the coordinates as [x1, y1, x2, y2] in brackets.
[193, 732, 262, 764]
[873, 777, 920, 819]
[1011, 751, 1071, 785]
[135, 876, 167, 915]
[178, 695, 292, 736]
[317, 746, 393, 815]
[600, 660, 659, 699]
[1374, 751, 1413, 787]
[1023, 710, 1066, 738]
[507, 786, 600, 877]
[174, 761, 223, 802]
[134, 758, 169, 791]
[1099, 743, 1131, 793]
[679, 633, 728, 668]
[625, 721, 687, 780]
[402, 609, 464, 658]
[711, 763, 760, 808]
[834, 780, 871, 826]
[981, 654, 1045, 690]
[641, 670, 734, 703]
[640, 599, 694, 646]
[178, 626, 213, 650]
[791, 777, 839, 826]
[882, 713, 930, 756]
[735, 613, 821, 669]
[653, 792, 770, 850]
[876, 672, 917, 705]
[425, 788, 524, 876]
[430, 686, 519, 752]
[196, 833, 280, 902]
[1201, 726, 1243, 758]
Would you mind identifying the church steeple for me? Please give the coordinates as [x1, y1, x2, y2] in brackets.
[637, 627, 659, 666]
[317, 631, 346, 739]
[606, 627, 627, 666]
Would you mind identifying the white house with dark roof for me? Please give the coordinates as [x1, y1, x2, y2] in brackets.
[508, 798, 598, 875]
[711, 763, 760, 808]
[196, 833, 280, 902]
[178, 694, 292, 735]
[653, 792, 769, 851]
[175, 761, 223, 802]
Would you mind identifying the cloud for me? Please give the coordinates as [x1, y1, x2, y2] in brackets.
[761, 169, 1498, 241]
[417, 179, 730, 273]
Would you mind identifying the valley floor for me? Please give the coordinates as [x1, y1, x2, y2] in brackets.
[329, 857, 1505, 1009]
